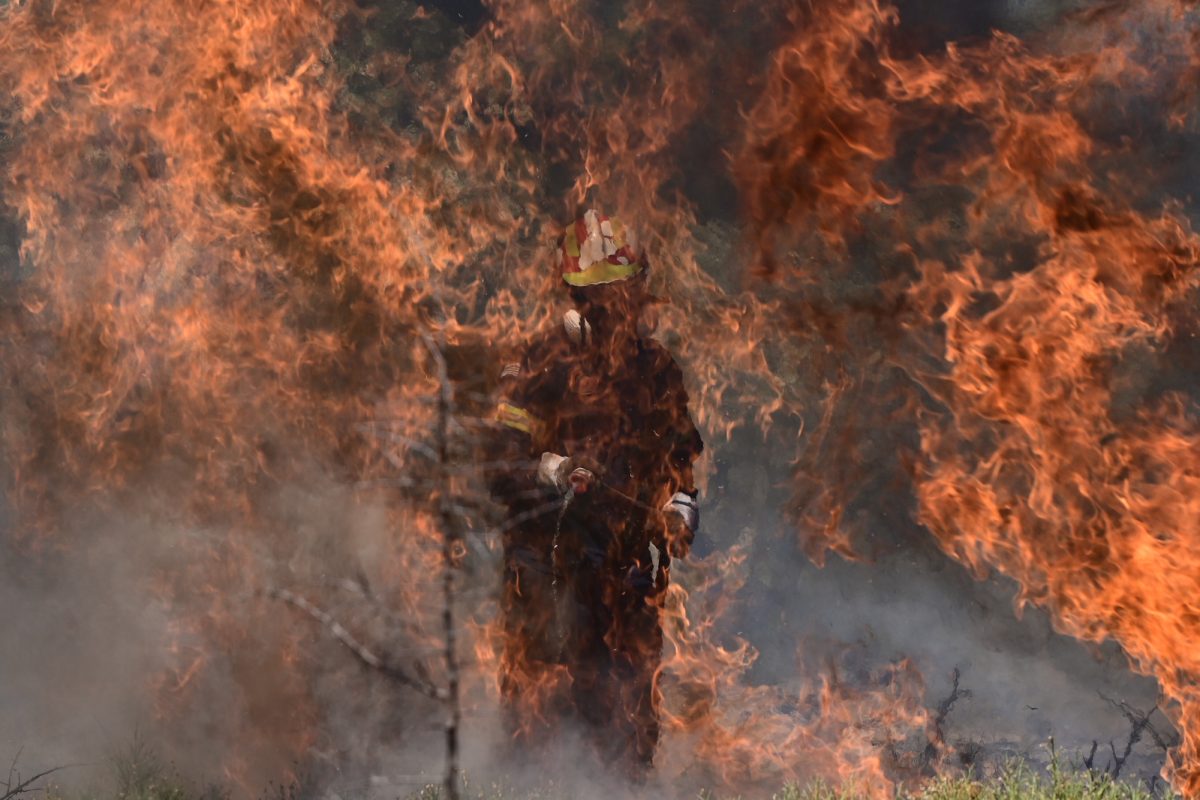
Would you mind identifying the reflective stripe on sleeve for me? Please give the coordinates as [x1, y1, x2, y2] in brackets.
[497, 402, 538, 435]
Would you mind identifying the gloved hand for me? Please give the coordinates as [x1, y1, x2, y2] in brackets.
[663, 490, 699, 558]
[537, 452, 595, 495]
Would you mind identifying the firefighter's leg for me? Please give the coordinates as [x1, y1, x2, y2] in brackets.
[499, 547, 565, 749]
[574, 556, 663, 776]
[564, 541, 613, 720]
[614, 596, 663, 773]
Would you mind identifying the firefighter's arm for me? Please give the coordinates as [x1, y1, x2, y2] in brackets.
[486, 360, 545, 500]
[488, 359, 592, 498]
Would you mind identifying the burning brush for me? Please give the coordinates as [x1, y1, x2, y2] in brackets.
[1, 0, 1199, 797]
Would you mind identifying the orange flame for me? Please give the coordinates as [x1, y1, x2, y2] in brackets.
[5, 0, 1200, 795]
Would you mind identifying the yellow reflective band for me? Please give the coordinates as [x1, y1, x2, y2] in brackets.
[497, 402, 535, 434]
[562, 260, 644, 286]
[564, 225, 581, 258]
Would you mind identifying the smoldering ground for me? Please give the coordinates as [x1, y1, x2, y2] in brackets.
[1, 0, 1198, 796]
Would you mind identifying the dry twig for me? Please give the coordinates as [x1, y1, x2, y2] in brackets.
[922, 667, 972, 770]
[267, 587, 445, 701]
[2, 750, 66, 800]
[1097, 693, 1177, 779]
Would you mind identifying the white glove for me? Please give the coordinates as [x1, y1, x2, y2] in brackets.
[537, 452, 594, 494]
[664, 491, 699, 534]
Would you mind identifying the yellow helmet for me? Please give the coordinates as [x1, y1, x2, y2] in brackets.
[559, 209, 644, 287]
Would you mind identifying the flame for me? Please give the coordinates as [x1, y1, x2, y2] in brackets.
[655, 540, 935, 795]
[0, 0, 476, 783]
[4, 0, 1200, 795]
[896, 44, 1200, 797]
[895, 14, 1200, 796]
[760, 0, 1200, 793]
[734, 0, 902, 275]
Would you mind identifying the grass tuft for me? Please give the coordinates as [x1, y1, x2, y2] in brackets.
[766, 760, 1169, 800]
[39, 734, 227, 800]
[409, 758, 1173, 799]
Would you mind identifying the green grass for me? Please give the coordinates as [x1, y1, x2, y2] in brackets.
[415, 759, 1172, 800]
[23, 740, 1171, 800]
[36, 734, 227, 800]
[770, 762, 1167, 800]
[399, 761, 1170, 800]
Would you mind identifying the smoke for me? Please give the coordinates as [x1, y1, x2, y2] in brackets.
[1, 0, 1197, 796]
[0, 466, 416, 789]
[0, 507, 175, 783]
[697, 419, 1167, 784]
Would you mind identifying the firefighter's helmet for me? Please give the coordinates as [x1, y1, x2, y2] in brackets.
[560, 209, 644, 287]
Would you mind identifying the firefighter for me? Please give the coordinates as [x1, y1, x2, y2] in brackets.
[487, 208, 703, 775]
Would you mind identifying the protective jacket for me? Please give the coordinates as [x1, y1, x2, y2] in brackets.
[487, 312, 703, 769]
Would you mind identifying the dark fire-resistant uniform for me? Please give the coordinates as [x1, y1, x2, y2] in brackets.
[487, 314, 703, 771]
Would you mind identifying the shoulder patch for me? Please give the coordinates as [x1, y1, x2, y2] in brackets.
[500, 362, 521, 379]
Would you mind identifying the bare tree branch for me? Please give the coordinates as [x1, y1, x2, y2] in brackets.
[420, 330, 462, 800]
[1098, 693, 1176, 779]
[326, 575, 423, 639]
[354, 424, 440, 463]
[476, 499, 567, 539]
[5, 749, 21, 795]
[2, 761, 68, 800]
[922, 667, 972, 770]
[267, 587, 445, 702]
